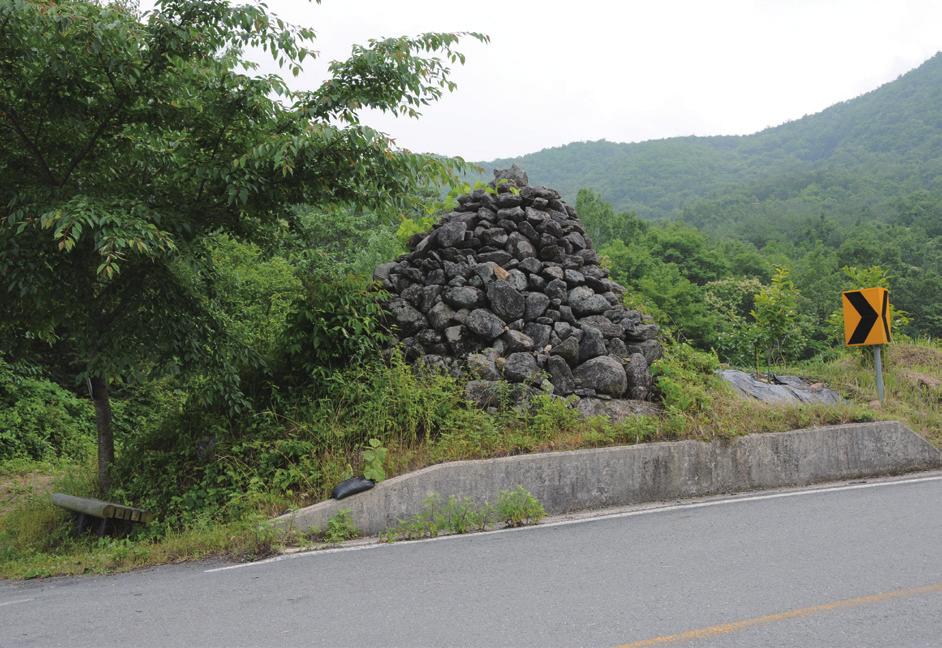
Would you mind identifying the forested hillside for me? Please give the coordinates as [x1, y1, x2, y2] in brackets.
[480, 53, 942, 338]
[481, 52, 942, 222]
[2, 1, 940, 578]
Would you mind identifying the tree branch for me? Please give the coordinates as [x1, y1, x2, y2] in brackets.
[58, 104, 123, 188]
[3, 108, 58, 186]
[58, 51, 163, 188]
[195, 108, 237, 204]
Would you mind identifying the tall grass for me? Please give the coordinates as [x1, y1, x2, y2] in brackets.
[785, 341, 942, 446]
[4, 340, 937, 579]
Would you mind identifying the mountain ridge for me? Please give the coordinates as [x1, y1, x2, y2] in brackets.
[476, 51, 942, 228]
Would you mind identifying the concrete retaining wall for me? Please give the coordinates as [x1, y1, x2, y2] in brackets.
[274, 421, 942, 536]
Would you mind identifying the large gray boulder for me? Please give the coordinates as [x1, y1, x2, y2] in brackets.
[493, 164, 528, 188]
[504, 352, 541, 384]
[501, 330, 535, 353]
[546, 355, 575, 395]
[443, 286, 483, 310]
[576, 398, 661, 422]
[550, 336, 580, 367]
[466, 308, 505, 340]
[719, 370, 842, 405]
[466, 354, 500, 381]
[574, 356, 627, 397]
[388, 299, 427, 336]
[578, 325, 607, 362]
[624, 353, 653, 401]
[427, 301, 456, 331]
[524, 292, 550, 321]
[436, 221, 467, 248]
[571, 293, 611, 316]
[487, 281, 526, 321]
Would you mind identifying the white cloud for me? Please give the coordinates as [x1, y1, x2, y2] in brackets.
[146, 0, 942, 160]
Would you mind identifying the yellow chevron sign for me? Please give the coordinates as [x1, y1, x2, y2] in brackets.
[841, 287, 891, 347]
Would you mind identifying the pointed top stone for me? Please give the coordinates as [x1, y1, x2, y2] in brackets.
[492, 164, 528, 188]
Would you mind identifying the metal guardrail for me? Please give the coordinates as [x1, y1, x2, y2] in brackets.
[52, 493, 153, 525]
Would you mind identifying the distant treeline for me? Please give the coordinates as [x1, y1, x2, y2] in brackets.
[475, 52, 942, 341]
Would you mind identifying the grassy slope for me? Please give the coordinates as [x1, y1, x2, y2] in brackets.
[7, 339, 939, 579]
[786, 342, 942, 448]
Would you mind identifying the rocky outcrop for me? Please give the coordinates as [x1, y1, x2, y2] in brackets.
[374, 165, 663, 417]
[719, 370, 843, 405]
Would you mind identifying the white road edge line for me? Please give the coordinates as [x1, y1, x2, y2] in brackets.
[204, 473, 942, 574]
[0, 598, 34, 608]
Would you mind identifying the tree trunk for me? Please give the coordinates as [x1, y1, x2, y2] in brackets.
[90, 376, 114, 494]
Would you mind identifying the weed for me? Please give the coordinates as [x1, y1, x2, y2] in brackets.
[384, 494, 449, 541]
[224, 518, 282, 561]
[609, 415, 660, 445]
[323, 509, 358, 544]
[526, 394, 581, 439]
[652, 341, 720, 415]
[383, 488, 543, 542]
[362, 438, 387, 483]
[496, 486, 546, 527]
[6, 337, 930, 579]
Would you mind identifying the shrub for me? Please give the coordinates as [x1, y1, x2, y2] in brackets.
[0, 359, 95, 463]
[395, 215, 436, 247]
[112, 351, 485, 527]
[438, 495, 492, 535]
[279, 272, 390, 384]
[525, 394, 581, 439]
[496, 486, 546, 527]
[750, 267, 818, 372]
[651, 341, 720, 415]
[320, 352, 478, 448]
[323, 510, 358, 544]
[361, 439, 387, 483]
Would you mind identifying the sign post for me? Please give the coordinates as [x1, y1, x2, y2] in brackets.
[841, 287, 891, 403]
[873, 345, 885, 402]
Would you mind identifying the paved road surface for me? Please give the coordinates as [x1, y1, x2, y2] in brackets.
[2, 473, 941, 647]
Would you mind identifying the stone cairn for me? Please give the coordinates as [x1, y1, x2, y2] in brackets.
[373, 165, 662, 414]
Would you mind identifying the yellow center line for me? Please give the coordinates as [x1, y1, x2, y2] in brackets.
[616, 581, 942, 648]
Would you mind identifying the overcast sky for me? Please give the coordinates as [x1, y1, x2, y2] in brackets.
[158, 1, 942, 161]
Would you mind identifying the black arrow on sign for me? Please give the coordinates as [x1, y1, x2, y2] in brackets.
[846, 291, 878, 345]
[881, 290, 891, 342]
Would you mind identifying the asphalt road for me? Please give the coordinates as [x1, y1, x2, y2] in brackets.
[2, 473, 941, 648]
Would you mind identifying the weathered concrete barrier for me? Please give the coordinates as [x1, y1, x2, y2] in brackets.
[274, 421, 941, 536]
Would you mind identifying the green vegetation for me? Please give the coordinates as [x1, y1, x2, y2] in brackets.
[572, 189, 918, 374]
[483, 53, 942, 222]
[381, 487, 545, 542]
[383, 494, 492, 541]
[482, 53, 942, 340]
[2, 1, 940, 580]
[0, 0, 484, 492]
[362, 440, 389, 484]
[2, 336, 877, 578]
[784, 342, 942, 448]
[495, 486, 546, 528]
[323, 510, 359, 544]
[0, 358, 94, 462]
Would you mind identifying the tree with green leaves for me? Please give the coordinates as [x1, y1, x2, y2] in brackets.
[0, 0, 486, 491]
[576, 188, 646, 248]
[751, 268, 802, 377]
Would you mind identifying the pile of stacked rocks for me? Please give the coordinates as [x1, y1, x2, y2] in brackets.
[373, 165, 662, 412]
